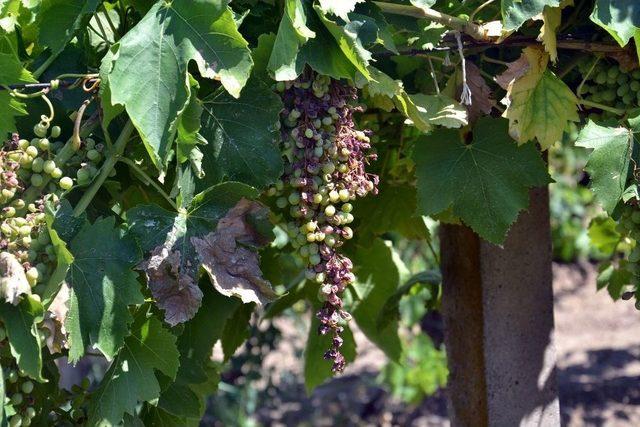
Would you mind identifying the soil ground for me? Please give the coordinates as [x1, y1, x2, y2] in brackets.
[225, 262, 640, 427]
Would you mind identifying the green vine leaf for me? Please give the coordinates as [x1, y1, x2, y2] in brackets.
[65, 217, 144, 363]
[0, 296, 45, 382]
[590, 0, 640, 47]
[317, 0, 364, 20]
[501, 0, 560, 31]
[0, 38, 36, 138]
[199, 77, 283, 189]
[87, 314, 180, 426]
[413, 117, 551, 244]
[351, 238, 406, 362]
[105, 0, 253, 170]
[576, 120, 635, 214]
[38, 0, 100, 56]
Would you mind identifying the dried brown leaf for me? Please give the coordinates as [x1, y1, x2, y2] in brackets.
[191, 199, 277, 305]
[495, 54, 530, 90]
[139, 246, 203, 326]
[44, 283, 70, 353]
[0, 252, 31, 305]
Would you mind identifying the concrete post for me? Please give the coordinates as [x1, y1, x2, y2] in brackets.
[440, 187, 560, 427]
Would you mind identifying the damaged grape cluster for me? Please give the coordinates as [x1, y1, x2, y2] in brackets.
[269, 71, 378, 372]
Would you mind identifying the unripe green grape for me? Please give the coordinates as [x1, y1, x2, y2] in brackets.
[594, 72, 607, 84]
[630, 247, 640, 263]
[343, 226, 354, 240]
[4, 207, 16, 218]
[601, 89, 616, 102]
[304, 128, 314, 138]
[316, 272, 326, 283]
[39, 138, 50, 151]
[329, 190, 339, 203]
[19, 225, 32, 236]
[21, 417, 30, 427]
[309, 254, 321, 265]
[338, 189, 350, 202]
[623, 93, 635, 105]
[25, 408, 35, 419]
[76, 168, 91, 184]
[19, 155, 33, 168]
[288, 192, 300, 205]
[617, 84, 630, 97]
[25, 146, 38, 158]
[306, 232, 316, 242]
[33, 123, 48, 138]
[8, 414, 22, 427]
[87, 149, 101, 161]
[617, 73, 629, 84]
[50, 167, 63, 179]
[8, 370, 18, 383]
[324, 205, 336, 216]
[85, 138, 96, 150]
[312, 193, 323, 204]
[30, 174, 44, 187]
[341, 203, 353, 213]
[607, 67, 620, 79]
[30, 157, 43, 173]
[11, 393, 23, 405]
[59, 177, 73, 190]
[338, 164, 348, 173]
[305, 221, 317, 232]
[631, 80, 640, 91]
[50, 125, 61, 138]
[20, 381, 34, 394]
[18, 139, 30, 150]
[26, 268, 38, 286]
[43, 160, 56, 175]
[299, 245, 309, 257]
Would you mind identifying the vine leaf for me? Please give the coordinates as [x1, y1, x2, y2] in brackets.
[0, 41, 36, 138]
[444, 62, 496, 122]
[351, 238, 407, 362]
[128, 182, 263, 326]
[353, 182, 429, 240]
[65, 217, 144, 363]
[413, 117, 551, 244]
[359, 67, 467, 131]
[314, 5, 372, 79]
[191, 199, 277, 305]
[536, 6, 562, 62]
[0, 252, 31, 304]
[501, 46, 578, 150]
[0, 296, 45, 382]
[138, 246, 202, 327]
[87, 314, 180, 426]
[501, 0, 560, 31]
[576, 120, 635, 214]
[199, 77, 283, 189]
[38, 0, 100, 56]
[590, 0, 640, 49]
[317, 0, 364, 20]
[221, 302, 254, 361]
[588, 217, 621, 255]
[268, 0, 316, 80]
[268, 0, 365, 80]
[104, 0, 253, 170]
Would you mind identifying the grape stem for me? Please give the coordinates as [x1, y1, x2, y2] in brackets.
[579, 99, 626, 116]
[119, 157, 178, 210]
[373, 1, 490, 40]
[72, 120, 135, 217]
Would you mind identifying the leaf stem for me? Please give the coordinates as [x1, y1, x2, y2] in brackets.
[101, 4, 119, 40]
[373, 1, 490, 40]
[72, 120, 135, 217]
[119, 157, 178, 210]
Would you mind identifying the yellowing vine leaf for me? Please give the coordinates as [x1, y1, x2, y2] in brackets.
[501, 47, 578, 149]
[538, 7, 561, 62]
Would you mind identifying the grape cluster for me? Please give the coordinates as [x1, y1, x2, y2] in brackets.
[1, 353, 38, 427]
[269, 71, 378, 372]
[580, 62, 640, 119]
[1, 121, 106, 296]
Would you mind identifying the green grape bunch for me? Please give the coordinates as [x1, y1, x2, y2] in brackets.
[580, 61, 640, 120]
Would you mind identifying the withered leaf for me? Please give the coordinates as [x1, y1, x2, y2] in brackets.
[447, 62, 496, 122]
[495, 53, 530, 90]
[44, 283, 70, 353]
[191, 199, 277, 305]
[138, 246, 203, 326]
[0, 252, 31, 305]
